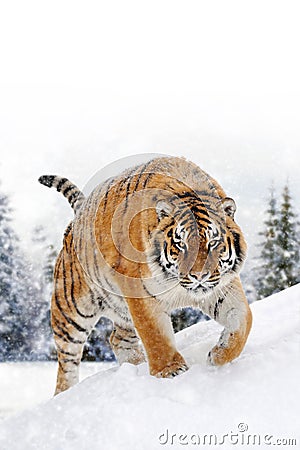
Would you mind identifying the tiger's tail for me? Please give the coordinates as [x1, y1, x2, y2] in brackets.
[38, 175, 85, 214]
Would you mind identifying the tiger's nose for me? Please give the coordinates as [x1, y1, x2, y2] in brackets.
[191, 271, 211, 283]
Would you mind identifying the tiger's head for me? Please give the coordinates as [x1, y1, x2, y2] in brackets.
[150, 191, 247, 295]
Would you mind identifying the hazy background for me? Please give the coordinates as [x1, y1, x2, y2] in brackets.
[0, 0, 299, 263]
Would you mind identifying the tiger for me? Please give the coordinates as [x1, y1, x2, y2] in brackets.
[39, 156, 252, 395]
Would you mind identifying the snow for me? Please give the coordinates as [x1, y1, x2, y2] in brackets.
[0, 285, 299, 450]
[0, 362, 116, 421]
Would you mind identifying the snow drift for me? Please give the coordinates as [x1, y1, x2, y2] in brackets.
[0, 285, 299, 450]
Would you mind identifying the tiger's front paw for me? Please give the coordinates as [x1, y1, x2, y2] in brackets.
[151, 352, 189, 378]
[208, 329, 246, 366]
[207, 345, 226, 366]
[207, 343, 238, 366]
[155, 362, 189, 378]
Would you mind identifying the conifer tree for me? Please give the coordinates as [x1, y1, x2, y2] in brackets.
[0, 190, 16, 360]
[275, 183, 300, 290]
[31, 225, 58, 359]
[44, 243, 58, 285]
[254, 183, 300, 300]
[254, 186, 279, 299]
[0, 189, 38, 360]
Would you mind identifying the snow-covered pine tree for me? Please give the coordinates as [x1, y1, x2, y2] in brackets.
[254, 185, 279, 300]
[31, 225, 58, 360]
[8, 249, 39, 360]
[275, 183, 300, 290]
[42, 239, 58, 359]
[0, 188, 38, 361]
[44, 243, 58, 285]
[31, 225, 58, 291]
[254, 183, 300, 300]
[0, 190, 16, 360]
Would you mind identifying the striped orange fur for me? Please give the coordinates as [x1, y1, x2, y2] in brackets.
[39, 156, 252, 394]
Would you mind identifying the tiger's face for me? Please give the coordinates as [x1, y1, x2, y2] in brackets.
[151, 194, 246, 295]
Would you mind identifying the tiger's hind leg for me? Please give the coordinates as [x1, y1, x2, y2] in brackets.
[207, 277, 252, 366]
[52, 321, 88, 395]
[52, 291, 101, 395]
[51, 248, 101, 395]
[110, 324, 146, 365]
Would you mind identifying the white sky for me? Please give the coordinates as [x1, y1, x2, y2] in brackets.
[0, 0, 300, 263]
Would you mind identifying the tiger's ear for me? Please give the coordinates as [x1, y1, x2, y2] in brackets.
[222, 197, 236, 218]
[156, 200, 173, 221]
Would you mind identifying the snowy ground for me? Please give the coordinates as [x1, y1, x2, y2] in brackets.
[0, 285, 299, 450]
[0, 362, 116, 421]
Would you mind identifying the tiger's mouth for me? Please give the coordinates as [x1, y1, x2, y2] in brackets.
[179, 283, 217, 296]
[179, 273, 221, 292]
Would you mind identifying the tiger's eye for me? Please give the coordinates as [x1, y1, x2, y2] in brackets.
[209, 239, 220, 249]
